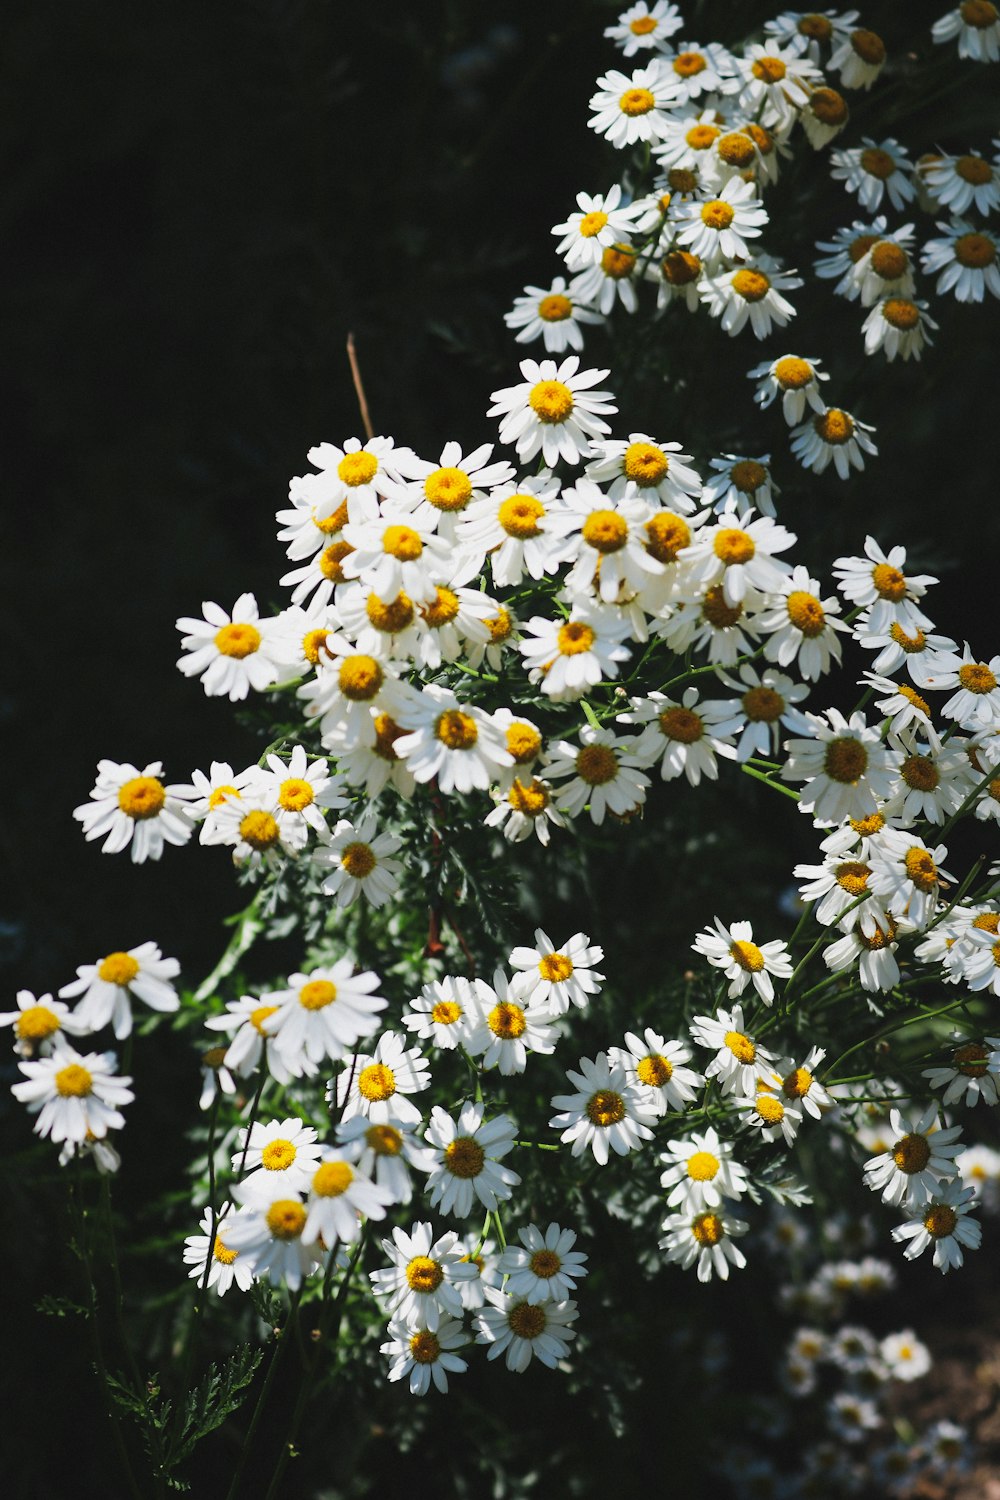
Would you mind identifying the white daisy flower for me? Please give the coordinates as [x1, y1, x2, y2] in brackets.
[737, 42, 822, 125]
[487, 356, 616, 468]
[517, 603, 633, 702]
[659, 40, 741, 102]
[59, 941, 180, 1040]
[868, 831, 951, 928]
[485, 777, 566, 847]
[957, 1143, 1000, 1205]
[701, 454, 779, 518]
[182, 1205, 257, 1297]
[253, 743, 345, 843]
[0, 990, 87, 1059]
[933, 2, 1000, 59]
[544, 726, 650, 825]
[712, 665, 812, 761]
[924, 647, 1000, 728]
[424, 1104, 520, 1219]
[205, 994, 311, 1084]
[73, 759, 194, 863]
[392, 685, 512, 795]
[463, 971, 558, 1074]
[317, 814, 403, 909]
[829, 25, 887, 89]
[692, 918, 793, 1005]
[814, 215, 891, 298]
[749, 354, 829, 426]
[652, 243, 705, 309]
[504, 276, 603, 352]
[689, 1004, 777, 1095]
[201, 790, 306, 867]
[887, 731, 976, 825]
[605, 2, 683, 56]
[340, 508, 450, 607]
[302, 1154, 393, 1247]
[569, 240, 642, 315]
[370, 1221, 478, 1331]
[385, 440, 515, 537]
[588, 63, 677, 149]
[552, 479, 668, 602]
[833, 537, 936, 633]
[381, 1316, 468, 1396]
[920, 148, 1000, 215]
[700, 256, 802, 338]
[854, 612, 957, 686]
[792, 403, 879, 482]
[891, 1180, 982, 1272]
[296, 635, 404, 748]
[234, 1117, 323, 1195]
[823, 913, 906, 992]
[620, 687, 738, 785]
[659, 1207, 748, 1281]
[863, 297, 937, 362]
[585, 433, 703, 511]
[475, 1290, 579, 1372]
[736, 1080, 804, 1145]
[457, 471, 568, 588]
[921, 219, 1000, 303]
[333, 582, 427, 661]
[793, 850, 889, 931]
[675, 178, 768, 265]
[828, 1392, 882, 1443]
[851, 227, 917, 307]
[402, 977, 476, 1052]
[830, 137, 916, 212]
[783, 709, 899, 825]
[12, 1041, 134, 1145]
[799, 84, 851, 148]
[175, 594, 285, 701]
[299, 435, 418, 521]
[607, 1028, 704, 1115]
[508, 930, 604, 1015]
[174, 759, 261, 844]
[685, 506, 794, 607]
[923, 1038, 1000, 1107]
[336, 1116, 434, 1207]
[660, 1127, 749, 1210]
[198, 1045, 237, 1111]
[224, 1187, 321, 1291]
[863, 1105, 964, 1207]
[332, 710, 416, 800]
[336, 1031, 431, 1126]
[764, 10, 860, 59]
[275, 478, 350, 563]
[756, 570, 846, 681]
[497, 1223, 588, 1303]
[551, 185, 644, 271]
[550, 1052, 656, 1164]
[263, 962, 387, 1070]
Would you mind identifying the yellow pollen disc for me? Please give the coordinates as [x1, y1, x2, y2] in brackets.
[717, 132, 756, 167]
[730, 460, 768, 493]
[849, 234, 880, 266]
[645, 511, 690, 562]
[424, 467, 473, 511]
[601, 243, 637, 278]
[752, 55, 787, 83]
[498, 493, 545, 538]
[213, 1236, 238, 1265]
[266, 1200, 306, 1240]
[619, 86, 656, 115]
[409, 1329, 441, 1363]
[298, 980, 337, 1010]
[97, 951, 140, 987]
[701, 199, 735, 231]
[959, 662, 997, 694]
[444, 1137, 485, 1179]
[904, 847, 938, 893]
[725, 1029, 756, 1064]
[993, 941, 1000, 969]
[686, 1150, 720, 1181]
[956, 153, 992, 184]
[486, 607, 512, 644]
[489, 1001, 527, 1039]
[629, 14, 658, 33]
[340, 842, 376, 879]
[972, 912, 1000, 933]
[337, 451, 378, 487]
[743, 685, 784, 722]
[208, 783, 239, 809]
[637, 1053, 672, 1086]
[686, 125, 720, 153]
[214, 622, 262, 659]
[713, 527, 756, 565]
[431, 999, 462, 1026]
[422, 587, 460, 629]
[529, 1249, 562, 1278]
[202, 1046, 228, 1070]
[661, 248, 702, 285]
[691, 1212, 724, 1247]
[586, 1088, 626, 1126]
[528, 379, 574, 424]
[358, 1063, 395, 1102]
[961, 0, 999, 22]
[809, 87, 848, 125]
[435, 709, 478, 750]
[366, 592, 414, 633]
[989, 778, 1000, 803]
[799, 14, 833, 39]
[924, 1204, 958, 1238]
[313, 1160, 354, 1197]
[731, 268, 771, 301]
[659, 706, 703, 743]
[892, 1133, 931, 1173]
[313, 499, 349, 536]
[261, 1138, 296, 1171]
[55, 1063, 93, 1098]
[746, 123, 774, 154]
[406, 1255, 443, 1293]
[508, 778, 549, 816]
[239, 810, 279, 849]
[319, 540, 353, 582]
[901, 755, 939, 794]
[557, 621, 596, 656]
[539, 951, 574, 983]
[117, 776, 166, 820]
[251, 1004, 278, 1033]
[673, 50, 707, 76]
[730, 939, 765, 973]
[859, 917, 896, 950]
[954, 1041, 990, 1077]
[506, 723, 541, 762]
[622, 442, 668, 487]
[860, 147, 896, 180]
[366, 1123, 403, 1155]
[339, 654, 384, 700]
[816, 408, 856, 447]
[578, 210, 609, 238]
[15, 1005, 61, 1040]
[869, 241, 907, 280]
[381, 524, 423, 561]
[836, 861, 871, 896]
[882, 297, 920, 331]
[896, 684, 929, 718]
[575, 743, 619, 785]
[783, 1066, 813, 1099]
[823, 736, 868, 784]
[668, 168, 698, 193]
[278, 777, 314, 812]
[535, 293, 574, 326]
[373, 713, 404, 761]
[755, 1093, 785, 1124]
[851, 27, 885, 62]
[701, 586, 742, 628]
[889, 622, 926, 652]
[955, 232, 996, 268]
[784, 591, 825, 637]
[582, 509, 628, 553]
[508, 1302, 547, 1339]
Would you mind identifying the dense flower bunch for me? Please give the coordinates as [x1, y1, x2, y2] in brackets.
[11, 4, 1000, 1495]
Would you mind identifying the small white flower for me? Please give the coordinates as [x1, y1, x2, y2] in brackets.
[891, 1179, 982, 1273]
[863, 1105, 964, 1207]
[790, 406, 878, 479]
[424, 1104, 521, 1219]
[659, 1206, 748, 1281]
[74, 759, 194, 863]
[487, 356, 616, 467]
[182, 1205, 257, 1297]
[550, 1052, 657, 1164]
[880, 1330, 932, 1381]
[381, 1316, 468, 1396]
[370, 1221, 478, 1330]
[692, 918, 793, 1005]
[660, 1127, 749, 1210]
[508, 930, 604, 1015]
[12, 1042, 134, 1145]
[475, 1290, 579, 1372]
[463, 971, 559, 1074]
[176, 594, 285, 701]
[59, 942, 180, 1040]
[317, 814, 403, 909]
[497, 1224, 589, 1302]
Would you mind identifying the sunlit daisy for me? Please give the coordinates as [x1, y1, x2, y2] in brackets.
[182, 1205, 257, 1297]
[424, 1104, 520, 1219]
[12, 1042, 134, 1145]
[175, 594, 285, 701]
[59, 941, 180, 1040]
[475, 1290, 579, 1371]
[660, 1206, 748, 1281]
[891, 1180, 981, 1272]
[830, 137, 916, 212]
[550, 1052, 656, 1163]
[382, 1316, 468, 1396]
[588, 63, 678, 149]
[370, 1221, 478, 1330]
[608, 1029, 704, 1114]
[73, 759, 194, 863]
[692, 918, 793, 1004]
[336, 1031, 431, 1126]
[790, 406, 878, 478]
[317, 814, 403, 908]
[263, 962, 387, 1070]
[488, 356, 616, 468]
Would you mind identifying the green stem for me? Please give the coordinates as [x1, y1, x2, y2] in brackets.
[740, 764, 800, 800]
[224, 1290, 302, 1500]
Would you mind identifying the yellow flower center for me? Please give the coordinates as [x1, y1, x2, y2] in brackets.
[730, 460, 768, 493]
[882, 297, 920, 331]
[366, 1123, 403, 1155]
[261, 1138, 297, 1171]
[673, 50, 707, 76]
[15, 1005, 61, 1041]
[823, 737, 868, 784]
[701, 586, 743, 628]
[508, 1302, 547, 1338]
[691, 1212, 724, 1247]
[579, 210, 609, 238]
[381, 524, 423, 561]
[849, 234, 879, 265]
[582, 509, 628, 553]
[836, 861, 871, 896]
[424, 467, 473, 511]
[809, 87, 848, 124]
[489, 1001, 527, 1039]
[208, 783, 239, 809]
[313, 1160, 353, 1196]
[373, 713, 404, 761]
[717, 131, 756, 168]
[508, 778, 549, 816]
[539, 952, 574, 983]
[422, 587, 461, 629]
[431, 999, 462, 1026]
[743, 685, 784, 722]
[851, 28, 886, 63]
[730, 939, 765, 972]
[786, 590, 826, 636]
[746, 123, 774, 155]
[214, 622, 261, 658]
[557, 621, 596, 656]
[755, 1093, 785, 1124]
[299, 980, 337, 1010]
[535, 293, 573, 324]
[783, 1066, 813, 1099]
[575, 744, 619, 785]
[313, 500, 349, 536]
[851, 810, 885, 835]
[629, 14, 658, 34]
[366, 591, 414, 633]
[341, 842, 376, 879]
[600, 244, 637, 279]
[860, 147, 896, 181]
[98, 951, 140, 986]
[972, 912, 999, 934]
[752, 55, 787, 83]
[339, 654, 384, 700]
[713, 527, 756, 565]
[645, 511, 691, 562]
[506, 723, 541, 762]
[725, 1030, 756, 1064]
[687, 1150, 720, 1181]
[319, 540, 353, 582]
[444, 1137, 485, 1178]
[586, 1089, 626, 1126]
[901, 755, 939, 791]
[358, 1063, 396, 1102]
[869, 241, 908, 280]
[487, 607, 513, 644]
[667, 167, 698, 193]
[660, 248, 702, 285]
[251, 1004, 278, 1033]
[731, 268, 771, 302]
[619, 86, 656, 116]
[700, 199, 735, 231]
[621, 442, 667, 487]
[528, 380, 574, 424]
[658, 706, 703, 743]
[55, 1063, 93, 1097]
[923, 1204, 958, 1238]
[265, 1200, 306, 1240]
[239, 810, 279, 849]
[202, 1046, 228, 1070]
[955, 232, 996, 268]
[903, 846, 938, 893]
[954, 1041, 990, 1077]
[529, 1249, 562, 1279]
[406, 1255, 443, 1293]
[278, 778, 314, 811]
[498, 494, 545, 538]
[959, 662, 997, 694]
[337, 451, 379, 487]
[890, 623, 926, 653]
[213, 1236, 238, 1266]
[435, 709, 478, 750]
[117, 776, 166, 820]
[799, 14, 833, 39]
[956, 153, 992, 184]
[409, 1329, 441, 1364]
[893, 1133, 931, 1174]
[637, 1053, 672, 1086]
[859, 917, 896, 951]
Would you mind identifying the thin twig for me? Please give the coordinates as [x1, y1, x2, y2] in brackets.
[346, 333, 374, 441]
